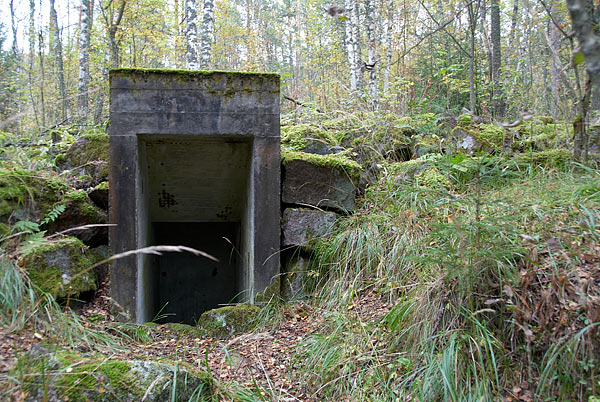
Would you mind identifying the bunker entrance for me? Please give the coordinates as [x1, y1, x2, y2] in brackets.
[138, 137, 252, 324]
[109, 69, 280, 324]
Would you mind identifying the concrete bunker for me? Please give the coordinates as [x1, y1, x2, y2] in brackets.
[109, 69, 280, 324]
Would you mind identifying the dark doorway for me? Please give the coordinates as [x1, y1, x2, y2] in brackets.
[154, 222, 239, 324]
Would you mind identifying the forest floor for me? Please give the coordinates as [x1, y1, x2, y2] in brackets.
[0, 273, 392, 401]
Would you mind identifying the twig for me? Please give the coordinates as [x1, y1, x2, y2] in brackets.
[282, 94, 323, 113]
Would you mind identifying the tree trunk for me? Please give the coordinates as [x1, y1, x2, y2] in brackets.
[185, 0, 200, 69]
[365, 0, 378, 110]
[351, 0, 362, 92]
[38, 32, 46, 128]
[509, 0, 519, 45]
[382, 1, 393, 98]
[78, 0, 92, 122]
[550, 1, 562, 120]
[467, 0, 479, 113]
[199, 0, 215, 68]
[50, 0, 67, 120]
[9, 0, 18, 56]
[295, 0, 302, 97]
[566, 0, 600, 94]
[490, 0, 505, 118]
[344, 0, 361, 94]
[28, 0, 40, 128]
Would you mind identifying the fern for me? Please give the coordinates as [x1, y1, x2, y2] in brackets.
[12, 220, 40, 234]
[18, 231, 48, 255]
[40, 203, 66, 226]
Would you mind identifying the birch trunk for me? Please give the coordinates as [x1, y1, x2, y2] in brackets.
[344, 0, 361, 94]
[199, 0, 215, 68]
[365, 0, 378, 110]
[185, 0, 200, 69]
[382, 2, 393, 97]
[78, 0, 92, 121]
[9, 0, 18, 56]
[351, 0, 362, 92]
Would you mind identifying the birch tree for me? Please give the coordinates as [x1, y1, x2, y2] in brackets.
[9, 0, 18, 56]
[199, 0, 215, 68]
[49, 0, 67, 120]
[382, 2, 393, 98]
[78, 0, 92, 121]
[344, 0, 361, 93]
[365, 0, 378, 109]
[185, 0, 200, 69]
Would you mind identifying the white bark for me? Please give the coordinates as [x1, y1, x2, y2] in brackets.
[78, 0, 92, 121]
[199, 0, 215, 68]
[382, 1, 393, 96]
[351, 0, 362, 92]
[185, 0, 200, 69]
[344, 0, 360, 93]
[365, 0, 379, 110]
[9, 0, 18, 56]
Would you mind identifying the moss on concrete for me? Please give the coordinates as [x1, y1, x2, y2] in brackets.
[19, 236, 99, 299]
[282, 149, 362, 181]
[198, 304, 260, 339]
[110, 68, 279, 81]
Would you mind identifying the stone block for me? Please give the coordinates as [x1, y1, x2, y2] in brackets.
[282, 208, 337, 249]
[282, 158, 358, 212]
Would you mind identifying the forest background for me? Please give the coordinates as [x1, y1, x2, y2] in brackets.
[0, 0, 599, 157]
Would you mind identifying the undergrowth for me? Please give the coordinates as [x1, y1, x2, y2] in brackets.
[298, 154, 600, 401]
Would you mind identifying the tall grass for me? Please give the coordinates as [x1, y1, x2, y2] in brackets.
[297, 156, 600, 400]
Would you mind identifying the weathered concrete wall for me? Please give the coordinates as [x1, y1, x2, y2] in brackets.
[109, 69, 280, 323]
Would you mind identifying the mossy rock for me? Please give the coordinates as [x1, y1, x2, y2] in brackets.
[19, 236, 100, 299]
[47, 189, 108, 247]
[518, 122, 568, 151]
[197, 305, 260, 339]
[281, 123, 342, 153]
[457, 113, 472, 126]
[56, 133, 109, 188]
[512, 149, 571, 170]
[17, 348, 212, 401]
[60, 133, 109, 167]
[471, 124, 506, 150]
[0, 168, 68, 223]
[416, 167, 451, 189]
[281, 149, 362, 181]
